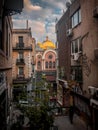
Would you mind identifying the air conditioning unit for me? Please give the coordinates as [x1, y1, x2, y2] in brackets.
[71, 53, 79, 61]
[95, 88, 98, 97]
[88, 86, 95, 95]
[93, 6, 98, 18]
[66, 29, 73, 37]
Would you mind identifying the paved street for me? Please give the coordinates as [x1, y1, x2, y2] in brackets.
[54, 115, 88, 130]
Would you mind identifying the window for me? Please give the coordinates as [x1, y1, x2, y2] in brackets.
[48, 54, 53, 59]
[49, 61, 52, 68]
[45, 62, 48, 68]
[19, 52, 23, 59]
[18, 36, 24, 47]
[53, 61, 56, 68]
[37, 61, 41, 69]
[71, 38, 82, 54]
[19, 67, 24, 75]
[18, 36, 23, 43]
[71, 66, 82, 82]
[71, 8, 81, 28]
[38, 55, 41, 59]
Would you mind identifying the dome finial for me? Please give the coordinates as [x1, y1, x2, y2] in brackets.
[46, 36, 48, 41]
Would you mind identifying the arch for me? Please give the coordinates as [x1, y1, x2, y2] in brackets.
[42, 49, 57, 60]
[37, 61, 41, 69]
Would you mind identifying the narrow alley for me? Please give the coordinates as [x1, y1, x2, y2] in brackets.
[54, 115, 88, 130]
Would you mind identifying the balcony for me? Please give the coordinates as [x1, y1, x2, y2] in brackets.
[13, 74, 31, 84]
[13, 43, 32, 51]
[0, 72, 6, 95]
[16, 58, 25, 65]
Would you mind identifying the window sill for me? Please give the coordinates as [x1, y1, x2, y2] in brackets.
[72, 22, 81, 29]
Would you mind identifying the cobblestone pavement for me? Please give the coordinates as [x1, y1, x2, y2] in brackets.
[54, 115, 88, 130]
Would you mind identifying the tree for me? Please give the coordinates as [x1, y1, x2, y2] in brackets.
[17, 77, 54, 130]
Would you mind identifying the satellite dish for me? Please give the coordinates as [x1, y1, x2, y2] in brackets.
[66, 2, 71, 8]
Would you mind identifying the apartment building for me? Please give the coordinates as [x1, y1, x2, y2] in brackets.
[12, 27, 34, 102]
[0, 0, 23, 129]
[56, 0, 98, 129]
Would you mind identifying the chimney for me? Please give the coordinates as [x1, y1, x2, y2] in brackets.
[26, 20, 28, 29]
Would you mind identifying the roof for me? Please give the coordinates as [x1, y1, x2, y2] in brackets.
[37, 36, 56, 50]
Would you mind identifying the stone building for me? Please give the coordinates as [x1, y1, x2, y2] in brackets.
[0, 0, 23, 129]
[12, 27, 35, 101]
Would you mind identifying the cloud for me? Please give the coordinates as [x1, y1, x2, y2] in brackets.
[12, 19, 46, 42]
[12, 0, 70, 43]
[24, 0, 42, 11]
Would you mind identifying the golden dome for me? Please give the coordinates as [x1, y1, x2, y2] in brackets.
[37, 36, 56, 50]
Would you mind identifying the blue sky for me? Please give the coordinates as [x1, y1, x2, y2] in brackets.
[12, 0, 70, 43]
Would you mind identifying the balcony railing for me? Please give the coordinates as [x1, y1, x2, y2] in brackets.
[13, 43, 32, 51]
[0, 72, 6, 95]
[16, 58, 25, 65]
[17, 74, 25, 79]
[13, 74, 31, 84]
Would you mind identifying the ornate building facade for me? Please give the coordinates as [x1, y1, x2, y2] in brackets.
[35, 37, 57, 99]
[35, 37, 56, 81]
[12, 27, 35, 101]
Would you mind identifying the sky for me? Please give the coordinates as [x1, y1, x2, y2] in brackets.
[12, 0, 71, 43]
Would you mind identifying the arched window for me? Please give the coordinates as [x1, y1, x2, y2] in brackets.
[53, 61, 56, 68]
[45, 61, 48, 68]
[37, 61, 41, 69]
[49, 61, 52, 68]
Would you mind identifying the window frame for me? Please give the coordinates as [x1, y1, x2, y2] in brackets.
[37, 61, 41, 69]
[49, 61, 52, 68]
[19, 52, 24, 59]
[18, 36, 23, 43]
[53, 61, 56, 68]
[71, 37, 82, 54]
[71, 8, 81, 28]
[19, 67, 24, 75]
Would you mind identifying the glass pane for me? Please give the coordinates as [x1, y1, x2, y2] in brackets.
[45, 62, 48, 68]
[79, 9, 81, 23]
[19, 67, 23, 75]
[53, 62, 55, 68]
[49, 61, 52, 68]
[19, 36, 23, 43]
[75, 40, 78, 53]
[79, 39, 82, 52]
[71, 42, 74, 53]
[71, 16, 74, 28]
[19, 52, 23, 59]
[74, 12, 78, 27]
